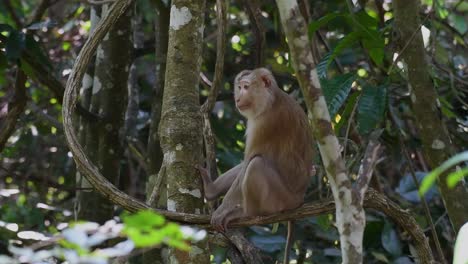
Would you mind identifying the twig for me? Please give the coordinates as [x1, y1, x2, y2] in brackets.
[400, 141, 447, 264]
[27, 0, 59, 26]
[200, 0, 228, 181]
[146, 166, 165, 206]
[343, 94, 360, 159]
[4, 0, 23, 28]
[356, 130, 382, 198]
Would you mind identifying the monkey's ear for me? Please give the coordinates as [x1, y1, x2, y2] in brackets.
[261, 75, 272, 88]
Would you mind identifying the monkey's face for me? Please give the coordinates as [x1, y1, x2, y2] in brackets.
[234, 71, 273, 119]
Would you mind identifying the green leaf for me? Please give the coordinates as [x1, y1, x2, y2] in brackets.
[327, 31, 360, 68]
[447, 167, 468, 188]
[450, 14, 467, 34]
[122, 210, 165, 228]
[363, 38, 384, 66]
[357, 84, 387, 134]
[355, 10, 379, 29]
[360, 28, 385, 66]
[316, 52, 331, 79]
[419, 151, 468, 195]
[320, 73, 356, 117]
[308, 12, 344, 38]
[317, 214, 332, 231]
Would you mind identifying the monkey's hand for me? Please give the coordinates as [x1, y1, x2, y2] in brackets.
[211, 205, 243, 232]
[211, 210, 228, 232]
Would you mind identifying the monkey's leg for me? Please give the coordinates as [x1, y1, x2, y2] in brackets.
[241, 156, 300, 215]
[200, 163, 242, 201]
[211, 175, 246, 231]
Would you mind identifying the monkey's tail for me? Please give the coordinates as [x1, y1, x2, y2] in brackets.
[283, 220, 294, 264]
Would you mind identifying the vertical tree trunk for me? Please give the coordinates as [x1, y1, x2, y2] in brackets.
[78, 6, 111, 223]
[78, 4, 133, 223]
[393, 0, 468, 232]
[146, 2, 170, 208]
[158, 0, 210, 263]
[276, 1, 368, 262]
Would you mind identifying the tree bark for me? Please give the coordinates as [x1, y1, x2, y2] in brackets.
[158, 0, 210, 263]
[275, 1, 391, 263]
[393, 0, 468, 232]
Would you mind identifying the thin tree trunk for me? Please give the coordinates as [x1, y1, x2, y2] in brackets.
[79, 4, 133, 223]
[393, 0, 468, 232]
[275, 1, 377, 262]
[158, 0, 210, 262]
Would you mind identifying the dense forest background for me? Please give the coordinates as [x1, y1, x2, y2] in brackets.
[0, 0, 467, 263]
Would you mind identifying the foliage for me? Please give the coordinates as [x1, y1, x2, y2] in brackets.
[419, 151, 468, 195]
[0, 210, 205, 263]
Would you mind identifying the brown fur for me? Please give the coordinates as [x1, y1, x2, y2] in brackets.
[199, 69, 314, 252]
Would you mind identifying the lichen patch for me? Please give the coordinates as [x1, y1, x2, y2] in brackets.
[170, 6, 192, 30]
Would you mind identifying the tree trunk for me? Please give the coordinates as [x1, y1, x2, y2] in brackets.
[276, 0, 368, 262]
[78, 4, 133, 223]
[158, 0, 210, 263]
[393, 0, 468, 232]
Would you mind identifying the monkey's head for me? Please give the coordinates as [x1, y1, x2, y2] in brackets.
[234, 68, 276, 119]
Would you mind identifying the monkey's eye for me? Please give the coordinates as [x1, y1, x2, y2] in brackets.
[243, 85, 249, 90]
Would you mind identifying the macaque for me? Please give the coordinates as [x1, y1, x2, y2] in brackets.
[199, 68, 314, 263]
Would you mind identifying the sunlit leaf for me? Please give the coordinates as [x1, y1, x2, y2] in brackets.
[321, 73, 356, 117]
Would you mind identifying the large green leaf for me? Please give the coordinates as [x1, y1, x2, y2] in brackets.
[320, 73, 356, 117]
[357, 84, 387, 134]
[327, 31, 360, 68]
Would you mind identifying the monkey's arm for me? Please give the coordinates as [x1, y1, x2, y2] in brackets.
[200, 163, 243, 201]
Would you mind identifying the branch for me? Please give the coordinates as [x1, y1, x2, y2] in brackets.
[4, 0, 23, 28]
[201, 0, 227, 113]
[244, 0, 265, 67]
[0, 69, 27, 152]
[356, 130, 382, 198]
[200, 0, 228, 181]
